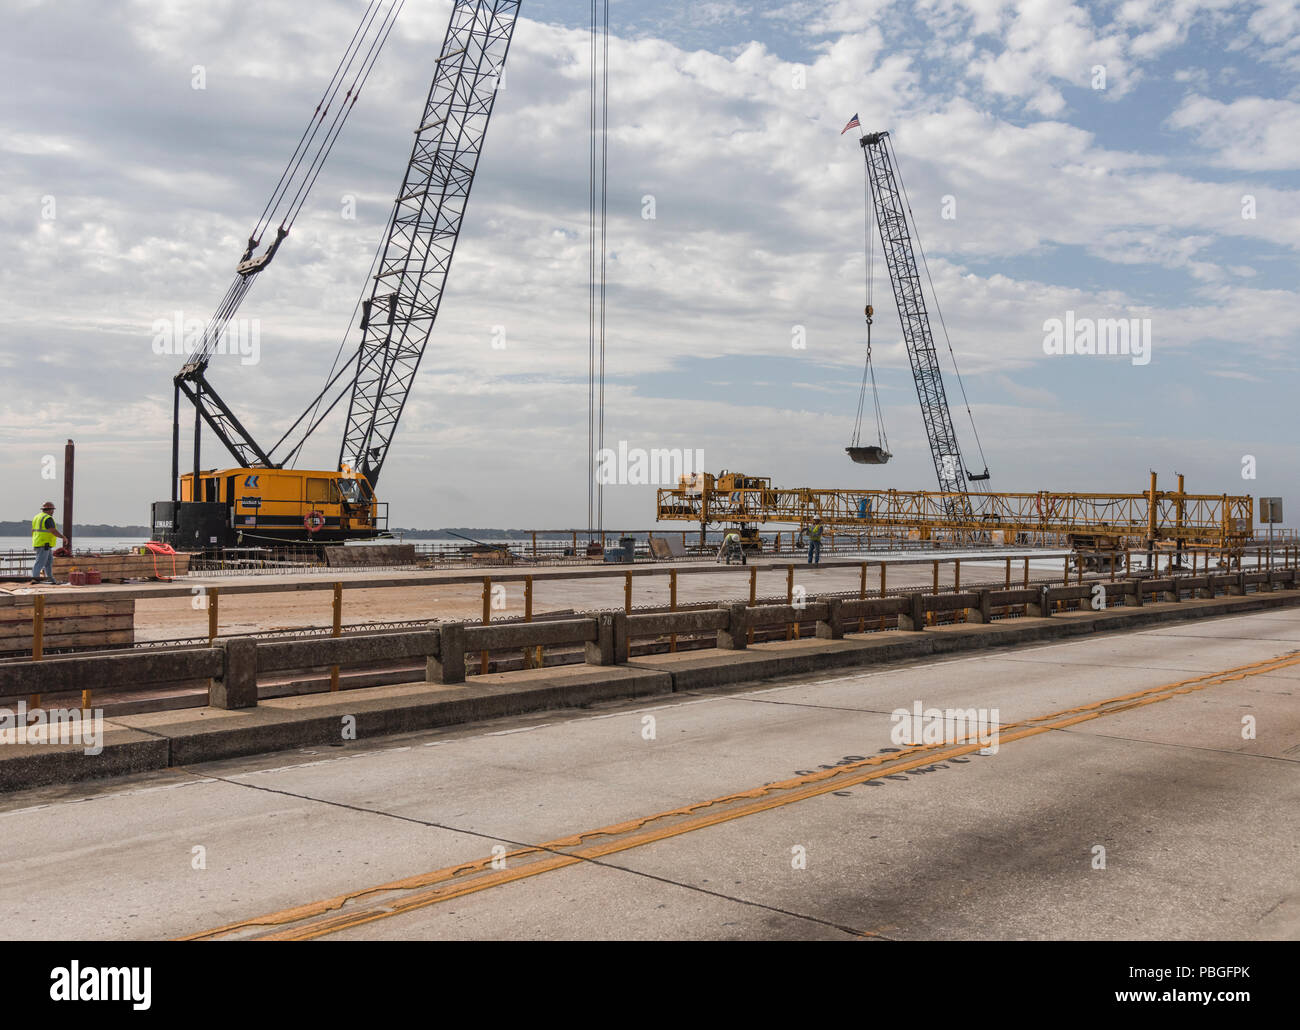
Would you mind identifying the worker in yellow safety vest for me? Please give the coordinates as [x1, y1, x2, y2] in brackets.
[718, 529, 746, 565]
[30, 501, 67, 585]
[804, 521, 825, 565]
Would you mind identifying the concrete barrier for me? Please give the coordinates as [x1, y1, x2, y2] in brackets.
[585, 612, 627, 666]
[0, 647, 221, 700]
[257, 630, 440, 672]
[212, 639, 258, 709]
[635, 609, 729, 636]
[924, 591, 981, 613]
[815, 598, 844, 640]
[5, 567, 1299, 711]
[1026, 586, 1054, 618]
[748, 602, 830, 627]
[627, 609, 729, 639]
[840, 597, 909, 621]
[717, 604, 748, 650]
[899, 593, 926, 631]
[464, 619, 595, 651]
[431, 623, 465, 684]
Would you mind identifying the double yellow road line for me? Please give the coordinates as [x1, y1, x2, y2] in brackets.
[182, 650, 1299, 941]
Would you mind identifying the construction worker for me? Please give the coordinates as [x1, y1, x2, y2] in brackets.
[30, 501, 68, 585]
[804, 520, 825, 565]
[718, 529, 746, 565]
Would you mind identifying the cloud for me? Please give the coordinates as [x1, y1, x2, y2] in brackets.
[0, 0, 1296, 527]
[1168, 95, 1300, 171]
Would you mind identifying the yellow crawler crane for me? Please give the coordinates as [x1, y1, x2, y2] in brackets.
[658, 471, 1254, 564]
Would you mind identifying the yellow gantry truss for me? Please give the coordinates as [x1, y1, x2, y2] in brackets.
[655, 473, 1254, 549]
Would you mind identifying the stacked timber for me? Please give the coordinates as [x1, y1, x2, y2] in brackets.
[323, 544, 417, 567]
[0, 598, 135, 655]
[53, 552, 193, 583]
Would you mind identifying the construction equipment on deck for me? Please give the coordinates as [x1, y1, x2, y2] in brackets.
[657, 471, 1254, 557]
[153, 1, 522, 551]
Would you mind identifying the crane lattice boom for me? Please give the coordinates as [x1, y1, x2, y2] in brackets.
[860, 130, 973, 514]
[340, 0, 521, 491]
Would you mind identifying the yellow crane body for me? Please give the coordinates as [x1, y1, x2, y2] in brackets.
[172, 466, 385, 547]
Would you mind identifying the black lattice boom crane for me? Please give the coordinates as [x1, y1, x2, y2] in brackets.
[154, 1, 522, 551]
[860, 130, 984, 518]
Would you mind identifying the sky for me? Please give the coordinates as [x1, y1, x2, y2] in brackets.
[1, 0, 1297, 530]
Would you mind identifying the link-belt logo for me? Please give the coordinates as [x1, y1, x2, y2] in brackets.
[50, 962, 151, 1010]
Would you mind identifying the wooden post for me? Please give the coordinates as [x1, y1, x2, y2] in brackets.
[1125, 549, 1131, 576]
[624, 571, 632, 660]
[207, 586, 219, 645]
[954, 558, 964, 621]
[1023, 557, 1030, 588]
[1004, 557, 1011, 589]
[572, 531, 577, 556]
[879, 563, 887, 632]
[786, 564, 795, 640]
[858, 561, 867, 633]
[525, 575, 541, 669]
[480, 576, 491, 675]
[328, 583, 342, 691]
[531, 531, 537, 560]
[748, 566, 757, 644]
[29, 594, 44, 709]
[669, 570, 678, 653]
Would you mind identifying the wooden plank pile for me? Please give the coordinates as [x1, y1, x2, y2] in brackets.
[53, 552, 193, 583]
[0, 598, 136, 655]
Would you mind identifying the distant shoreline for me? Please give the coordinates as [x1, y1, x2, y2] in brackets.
[0, 521, 651, 540]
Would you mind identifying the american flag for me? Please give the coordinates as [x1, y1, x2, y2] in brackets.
[840, 112, 861, 135]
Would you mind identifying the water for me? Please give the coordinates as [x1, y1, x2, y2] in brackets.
[0, 537, 148, 553]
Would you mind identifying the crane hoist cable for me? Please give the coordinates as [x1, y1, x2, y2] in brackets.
[251, 0, 387, 240]
[277, 205, 394, 469]
[588, 0, 609, 537]
[883, 134, 990, 486]
[183, 0, 404, 369]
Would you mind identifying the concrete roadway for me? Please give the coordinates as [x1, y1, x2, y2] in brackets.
[1, 608, 1297, 940]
